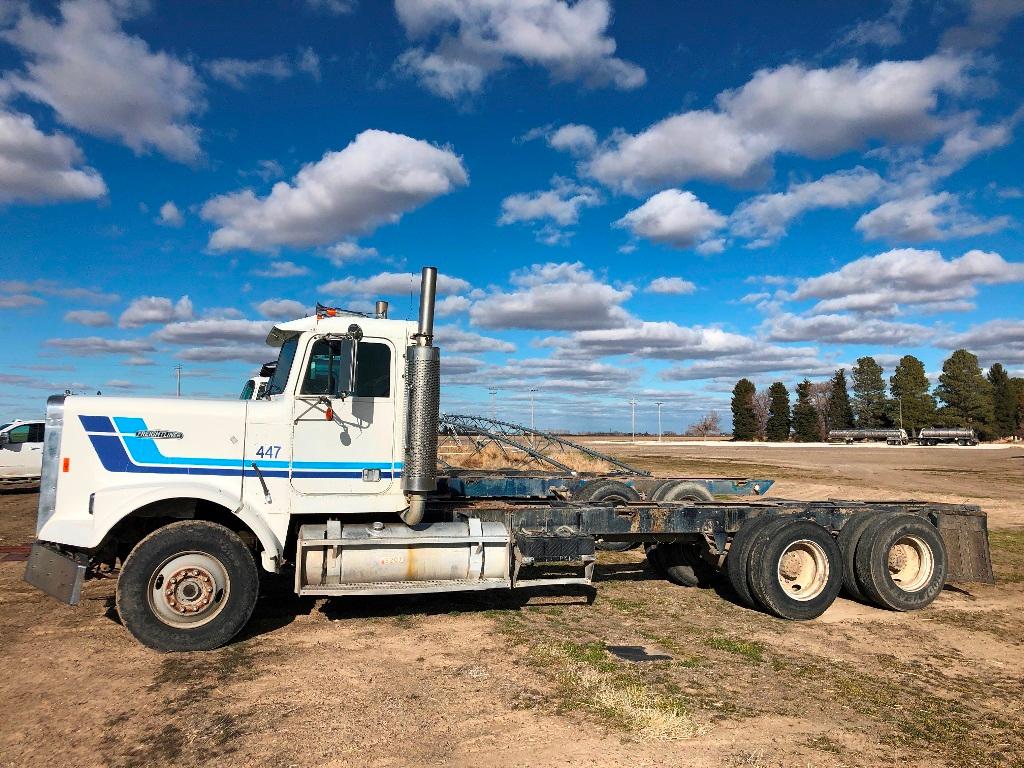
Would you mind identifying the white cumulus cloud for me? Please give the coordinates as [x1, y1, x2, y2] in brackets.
[468, 261, 633, 330]
[855, 191, 1011, 242]
[0, 107, 107, 203]
[499, 177, 601, 244]
[319, 271, 470, 297]
[119, 295, 194, 328]
[2, 0, 205, 163]
[585, 55, 971, 191]
[202, 130, 468, 251]
[394, 0, 645, 99]
[254, 298, 310, 320]
[791, 248, 1024, 314]
[616, 189, 727, 249]
[731, 167, 885, 244]
[156, 200, 184, 227]
[647, 277, 696, 295]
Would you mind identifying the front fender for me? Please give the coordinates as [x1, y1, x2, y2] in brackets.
[40, 481, 284, 572]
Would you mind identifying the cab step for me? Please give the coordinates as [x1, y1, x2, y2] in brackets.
[298, 577, 512, 597]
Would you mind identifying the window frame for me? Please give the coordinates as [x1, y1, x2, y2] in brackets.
[295, 335, 395, 400]
[6, 424, 30, 444]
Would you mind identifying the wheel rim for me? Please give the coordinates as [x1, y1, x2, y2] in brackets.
[887, 535, 934, 593]
[148, 551, 231, 628]
[776, 539, 829, 601]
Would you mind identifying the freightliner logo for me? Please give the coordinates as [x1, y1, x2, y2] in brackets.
[135, 430, 184, 439]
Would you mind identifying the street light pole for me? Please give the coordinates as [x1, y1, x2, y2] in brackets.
[174, 364, 182, 397]
[488, 388, 498, 420]
[529, 388, 538, 431]
[655, 401, 664, 442]
[629, 398, 637, 443]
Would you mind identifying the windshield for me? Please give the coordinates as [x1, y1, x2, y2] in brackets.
[239, 380, 255, 400]
[0, 423, 10, 432]
[266, 336, 298, 396]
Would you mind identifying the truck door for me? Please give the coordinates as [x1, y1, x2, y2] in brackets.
[290, 335, 397, 496]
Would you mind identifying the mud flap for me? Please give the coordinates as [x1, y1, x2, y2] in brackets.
[934, 511, 995, 583]
[23, 543, 89, 605]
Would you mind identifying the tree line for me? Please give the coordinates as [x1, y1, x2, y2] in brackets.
[730, 349, 1024, 442]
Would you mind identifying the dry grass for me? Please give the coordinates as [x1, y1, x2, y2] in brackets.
[439, 440, 614, 473]
[533, 641, 704, 740]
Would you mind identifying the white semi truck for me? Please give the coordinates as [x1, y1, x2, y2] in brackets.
[24, 268, 994, 651]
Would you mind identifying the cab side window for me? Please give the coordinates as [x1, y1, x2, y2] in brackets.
[301, 339, 354, 397]
[28, 424, 45, 442]
[6, 425, 29, 444]
[355, 342, 391, 398]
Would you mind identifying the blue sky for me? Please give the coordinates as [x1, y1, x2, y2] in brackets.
[1, 0, 1023, 433]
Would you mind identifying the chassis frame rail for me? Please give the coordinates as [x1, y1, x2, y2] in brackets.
[460, 498, 993, 584]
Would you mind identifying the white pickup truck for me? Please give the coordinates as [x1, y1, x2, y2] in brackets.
[0, 419, 45, 485]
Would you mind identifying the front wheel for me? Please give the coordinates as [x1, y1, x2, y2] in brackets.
[116, 521, 260, 652]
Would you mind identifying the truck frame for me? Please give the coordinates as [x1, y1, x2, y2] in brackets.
[24, 268, 994, 652]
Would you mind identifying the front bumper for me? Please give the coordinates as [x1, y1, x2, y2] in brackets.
[23, 542, 89, 605]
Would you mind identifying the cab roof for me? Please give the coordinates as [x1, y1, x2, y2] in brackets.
[265, 314, 418, 347]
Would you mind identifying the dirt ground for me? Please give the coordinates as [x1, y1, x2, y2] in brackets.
[1, 444, 1022, 768]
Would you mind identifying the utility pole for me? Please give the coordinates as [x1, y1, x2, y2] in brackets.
[655, 401, 664, 442]
[897, 396, 904, 433]
[174, 364, 182, 397]
[629, 398, 638, 443]
[488, 388, 498, 421]
[529, 388, 538, 431]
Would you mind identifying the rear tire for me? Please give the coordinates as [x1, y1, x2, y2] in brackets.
[747, 519, 842, 620]
[657, 540, 719, 587]
[836, 511, 878, 602]
[577, 480, 641, 551]
[854, 514, 947, 611]
[650, 481, 714, 503]
[725, 513, 779, 607]
[645, 543, 669, 578]
[116, 520, 259, 652]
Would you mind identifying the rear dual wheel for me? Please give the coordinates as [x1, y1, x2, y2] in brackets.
[746, 519, 842, 620]
[851, 514, 946, 611]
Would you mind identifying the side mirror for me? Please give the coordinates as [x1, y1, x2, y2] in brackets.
[0, 432, 8, 446]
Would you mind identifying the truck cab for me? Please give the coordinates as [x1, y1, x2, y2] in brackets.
[0, 419, 45, 481]
[32, 308, 418, 576]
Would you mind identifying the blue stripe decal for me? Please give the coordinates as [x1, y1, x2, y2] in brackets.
[80, 415, 115, 433]
[87, 435, 400, 479]
[80, 415, 402, 479]
[112, 416, 147, 433]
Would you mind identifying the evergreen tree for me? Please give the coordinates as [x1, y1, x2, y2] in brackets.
[792, 379, 820, 442]
[851, 356, 890, 427]
[730, 378, 757, 440]
[826, 369, 854, 430]
[888, 355, 937, 436]
[765, 382, 791, 441]
[935, 349, 994, 433]
[988, 363, 1017, 438]
[1012, 378, 1024, 437]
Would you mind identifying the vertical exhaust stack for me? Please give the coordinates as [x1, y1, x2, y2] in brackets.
[400, 267, 440, 525]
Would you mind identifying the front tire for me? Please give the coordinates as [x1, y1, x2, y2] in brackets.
[116, 521, 259, 652]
